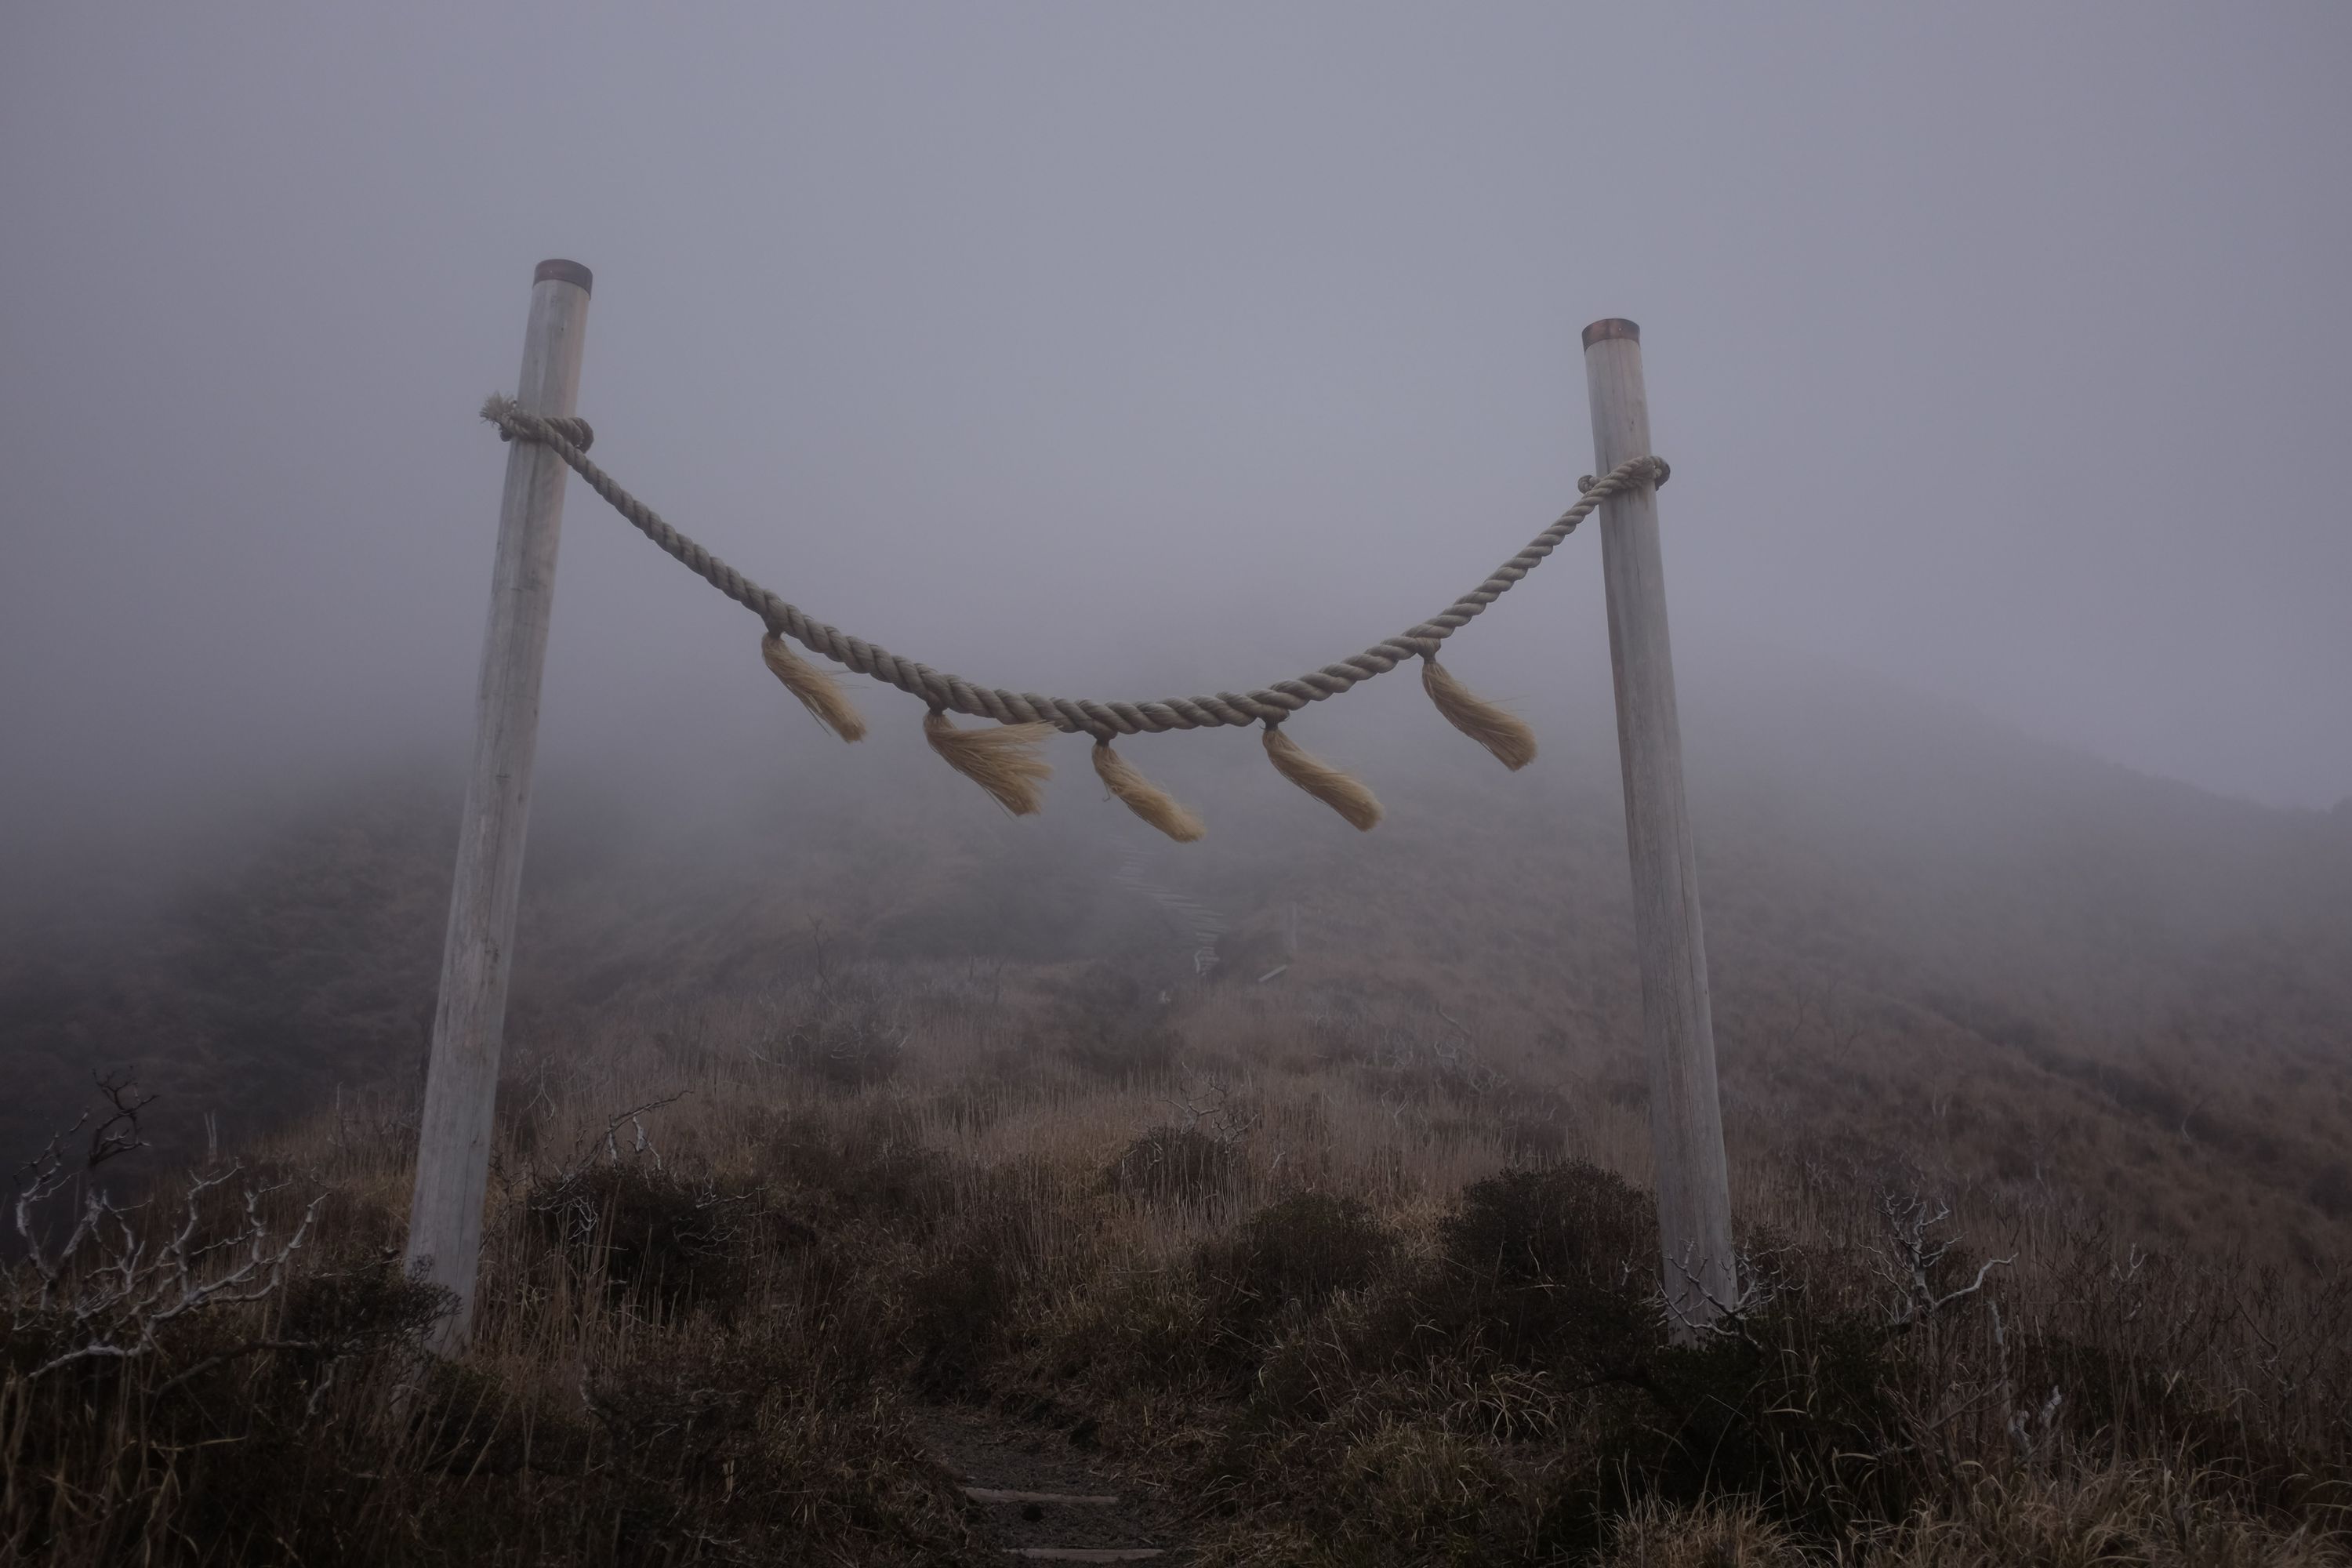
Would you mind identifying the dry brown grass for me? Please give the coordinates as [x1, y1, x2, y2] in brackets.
[7, 959, 2348, 1564]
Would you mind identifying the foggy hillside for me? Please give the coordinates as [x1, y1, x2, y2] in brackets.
[9, 644, 2347, 1253]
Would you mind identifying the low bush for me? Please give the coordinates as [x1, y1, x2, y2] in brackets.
[528, 1158, 764, 1315]
[1196, 1191, 1394, 1343]
[1102, 1123, 1237, 1205]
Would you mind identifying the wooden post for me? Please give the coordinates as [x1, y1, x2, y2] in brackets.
[405, 260, 592, 1352]
[1582, 318, 1736, 1334]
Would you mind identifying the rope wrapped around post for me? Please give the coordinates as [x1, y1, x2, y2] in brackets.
[480, 394, 1666, 835]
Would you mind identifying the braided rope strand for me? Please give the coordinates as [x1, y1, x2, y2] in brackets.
[481, 395, 1666, 739]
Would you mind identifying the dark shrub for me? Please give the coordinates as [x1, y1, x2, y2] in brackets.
[277, 1261, 453, 1361]
[1441, 1161, 1656, 1286]
[1102, 1124, 1236, 1205]
[528, 1160, 760, 1314]
[1304, 1162, 1659, 1394]
[1431, 1168, 1907, 1520]
[1214, 1168, 1928, 1554]
[1197, 1192, 1394, 1337]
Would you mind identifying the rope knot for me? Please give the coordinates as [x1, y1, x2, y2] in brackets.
[481, 394, 593, 452]
[1577, 456, 1667, 495]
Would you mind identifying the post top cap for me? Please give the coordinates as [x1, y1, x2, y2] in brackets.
[1581, 318, 1639, 348]
[535, 259, 593, 293]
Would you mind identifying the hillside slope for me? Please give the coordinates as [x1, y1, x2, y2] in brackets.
[4, 655, 2347, 1258]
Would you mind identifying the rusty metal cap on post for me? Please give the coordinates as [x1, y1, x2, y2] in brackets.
[1581, 318, 1639, 348]
[535, 259, 593, 293]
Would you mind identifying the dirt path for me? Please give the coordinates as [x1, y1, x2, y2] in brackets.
[916, 1406, 1194, 1563]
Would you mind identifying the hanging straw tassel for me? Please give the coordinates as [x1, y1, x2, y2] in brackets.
[924, 710, 1054, 815]
[760, 632, 867, 742]
[1420, 655, 1537, 771]
[1262, 724, 1382, 831]
[1092, 740, 1205, 843]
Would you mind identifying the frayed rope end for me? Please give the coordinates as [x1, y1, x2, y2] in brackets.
[761, 633, 867, 742]
[1093, 742, 1205, 843]
[1263, 724, 1381, 831]
[1421, 657, 1537, 771]
[757, 630, 870, 742]
[924, 710, 1054, 815]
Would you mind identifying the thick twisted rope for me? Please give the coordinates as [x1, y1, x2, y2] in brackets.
[485, 394, 1665, 739]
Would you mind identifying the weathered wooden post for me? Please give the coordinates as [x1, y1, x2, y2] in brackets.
[405, 260, 593, 1352]
[1582, 319, 1737, 1334]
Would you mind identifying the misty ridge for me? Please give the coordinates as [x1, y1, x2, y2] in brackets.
[9, 625, 2349, 1144]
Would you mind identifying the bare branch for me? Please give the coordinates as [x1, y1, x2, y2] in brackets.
[13, 1087, 332, 1384]
[1875, 1192, 2013, 1330]
[1660, 1241, 1791, 1350]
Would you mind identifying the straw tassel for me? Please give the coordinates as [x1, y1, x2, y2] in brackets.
[924, 710, 1054, 815]
[760, 632, 867, 742]
[1420, 655, 1537, 771]
[1262, 724, 1382, 831]
[1092, 741, 1206, 843]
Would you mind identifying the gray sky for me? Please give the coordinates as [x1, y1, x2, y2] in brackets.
[4, 0, 2348, 874]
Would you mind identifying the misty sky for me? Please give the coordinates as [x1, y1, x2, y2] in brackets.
[4, 2, 2349, 875]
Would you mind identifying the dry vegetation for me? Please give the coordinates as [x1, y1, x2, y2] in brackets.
[7, 953, 2349, 1565]
[6, 676, 2350, 1561]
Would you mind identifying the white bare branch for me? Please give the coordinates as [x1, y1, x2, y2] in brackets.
[1875, 1192, 2013, 1330]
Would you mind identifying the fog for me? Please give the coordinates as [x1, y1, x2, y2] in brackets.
[4, 3, 2350, 903]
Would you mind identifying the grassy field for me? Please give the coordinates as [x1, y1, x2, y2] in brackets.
[8, 950, 2349, 1564]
